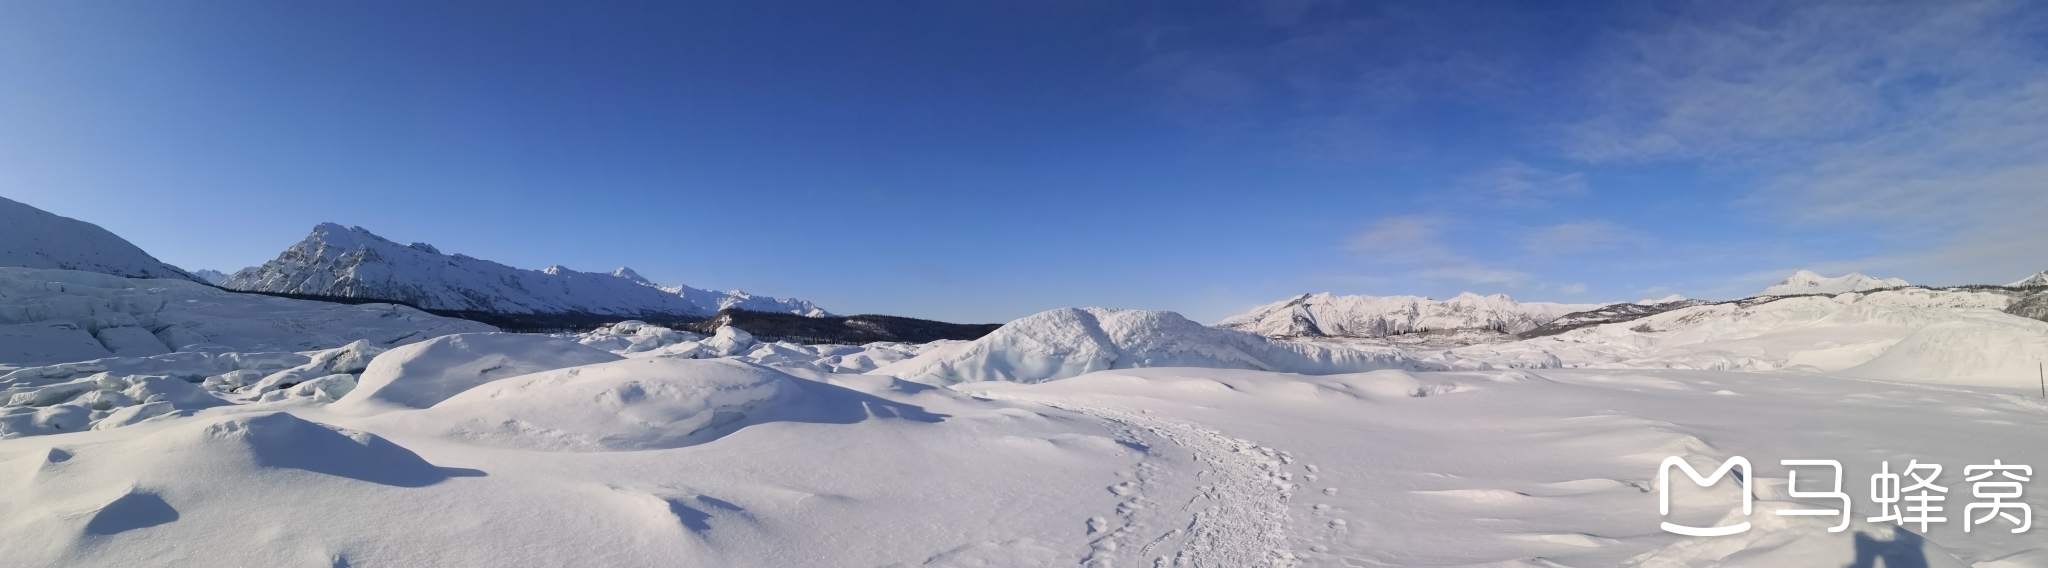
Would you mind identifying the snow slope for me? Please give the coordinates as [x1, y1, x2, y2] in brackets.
[0, 197, 198, 281]
[1215, 292, 1603, 338]
[222, 223, 828, 317]
[1752, 269, 1910, 297]
[1428, 287, 2048, 387]
[2010, 270, 2048, 287]
[0, 267, 492, 369]
[872, 307, 1415, 384]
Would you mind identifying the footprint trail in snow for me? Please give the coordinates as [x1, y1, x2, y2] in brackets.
[1044, 403, 1307, 568]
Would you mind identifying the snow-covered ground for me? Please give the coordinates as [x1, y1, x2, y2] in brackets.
[4, 260, 2048, 566]
[5, 347, 2045, 566]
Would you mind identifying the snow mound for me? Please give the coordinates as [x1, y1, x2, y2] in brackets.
[139, 412, 458, 487]
[222, 223, 829, 317]
[0, 267, 492, 368]
[568, 320, 704, 355]
[0, 197, 199, 281]
[873, 307, 1415, 384]
[1751, 270, 1909, 297]
[1215, 292, 1601, 338]
[373, 358, 936, 451]
[334, 333, 623, 412]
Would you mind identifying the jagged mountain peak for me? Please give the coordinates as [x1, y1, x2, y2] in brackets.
[612, 267, 653, 286]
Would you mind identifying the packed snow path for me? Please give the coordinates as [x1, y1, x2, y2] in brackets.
[990, 399, 1308, 568]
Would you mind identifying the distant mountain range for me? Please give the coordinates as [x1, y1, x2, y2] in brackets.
[1751, 270, 1909, 297]
[219, 223, 828, 319]
[0, 196, 202, 281]
[1215, 292, 1603, 338]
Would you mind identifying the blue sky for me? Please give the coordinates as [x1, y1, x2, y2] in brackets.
[4, 0, 2046, 323]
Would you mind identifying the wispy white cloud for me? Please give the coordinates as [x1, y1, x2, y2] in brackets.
[1456, 160, 1587, 206]
[1565, 0, 2048, 283]
[1560, 282, 1588, 294]
[1344, 215, 1530, 287]
[1522, 220, 1647, 256]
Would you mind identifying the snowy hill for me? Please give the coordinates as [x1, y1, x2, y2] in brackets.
[0, 196, 199, 281]
[222, 223, 828, 318]
[1750, 269, 1908, 297]
[2010, 269, 2048, 287]
[1215, 292, 1603, 338]
[872, 307, 1415, 384]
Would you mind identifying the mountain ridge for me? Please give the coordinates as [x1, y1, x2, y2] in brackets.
[222, 223, 828, 319]
[0, 196, 201, 282]
[1751, 270, 1908, 297]
[1215, 291, 1605, 338]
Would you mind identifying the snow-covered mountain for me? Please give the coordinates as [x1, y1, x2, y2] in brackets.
[1750, 270, 1908, 297]
[191, 269, 229, 285]
[2010, 270, 2048, 287]
[0, 196, 200, 281]
[221, 224, 828, 318]
[872, 307, 1415, 384]
[1214, 292, 1604, 338]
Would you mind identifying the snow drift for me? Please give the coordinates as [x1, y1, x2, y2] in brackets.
[873, 307, 1415, 384]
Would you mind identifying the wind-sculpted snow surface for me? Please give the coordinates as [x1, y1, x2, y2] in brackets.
[1216, 292, 1602, 338]
[872, 307, 1416, 384]
[0, 197, 199, 282]
[0, 267, 492, 369]
[1751, 269, 1910, 297]
[6, 335, 2048, 565]
[222, 223, 828, 317]
[334, 333, 624, 412]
